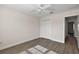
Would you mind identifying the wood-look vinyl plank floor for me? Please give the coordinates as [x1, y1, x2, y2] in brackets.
[0, 37, 78, 54]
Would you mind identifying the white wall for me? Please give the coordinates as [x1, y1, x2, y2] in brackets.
[40, 8, 79, 44]
[0, 6, 40, 50]
[40, 15, 65, 43]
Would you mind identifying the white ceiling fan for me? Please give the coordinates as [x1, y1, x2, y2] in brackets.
[36, 4, 54, 15]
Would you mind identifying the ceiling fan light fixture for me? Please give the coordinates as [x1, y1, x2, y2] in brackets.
[36, 4, 54, 16]
[50, 11, 53, 14]
[40, 4, 45, 7]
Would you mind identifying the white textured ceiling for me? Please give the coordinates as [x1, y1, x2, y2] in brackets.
[2, 4, 79, 18]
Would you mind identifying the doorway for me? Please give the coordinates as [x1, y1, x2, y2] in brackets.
[68, 22, 74, 36]
[65, 16, 78, 37]
[64, 16, 79, 53]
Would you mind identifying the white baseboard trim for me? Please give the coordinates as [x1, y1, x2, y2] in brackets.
[0, 37, 64, 50]
[40, 36, 64, 43]
[0, 37, 39, 50]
